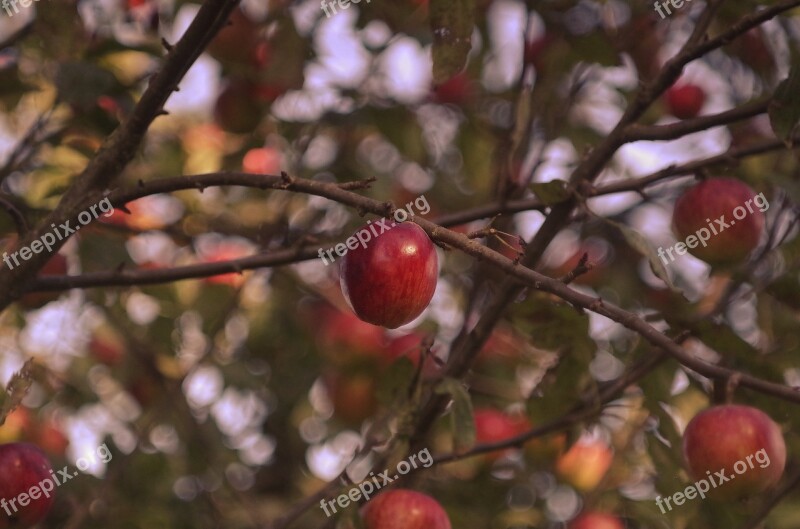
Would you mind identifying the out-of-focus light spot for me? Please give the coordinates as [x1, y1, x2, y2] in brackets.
[545, 484, 581, 522]
[20, 301, 85, 372]
[379, 37, 431, 104]
[150, 424, 180, 454]
[306, 431, 362, 480]
[211, 388, 268, 438]
[125, 292, 160, 325]
[238, 433, 275, 466]
[590, 350, 625, 382]
[183, 365, 224, 409]
[174, 476, 200, 501]
[484, 0, 526, 92]
[299, 416, 328, 444]
[361, 20, 392, 49]
[302, 134, 338, 170]
[226, 462, 256, 491]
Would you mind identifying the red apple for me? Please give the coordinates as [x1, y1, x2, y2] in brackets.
[569, 512, 625, 529]
[207, 8, 260, 67]
[672, 178, 765, 266]
[682, 404, 786, 500]
[242, 147, 282, 175]
[340, 222, 438, 329]
[361, 489, 451, 529]
[473, 408, 530, 462]
[665, 83, 705, 119]
[555, 438, 613, 491]
[200, 241, 252, 287]
[0, 443, 55, 529]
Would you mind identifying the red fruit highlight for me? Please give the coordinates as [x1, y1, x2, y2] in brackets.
[682, 404, 786, 500]
[0, 443, 55, 529]
[672, 177, 765, 266]
[569, 512, 625, 529]
[665, 83, 705, 119]
[361, 489, 451, 529]
[340, 222, 438, 329]
[473, 408, 530, 462]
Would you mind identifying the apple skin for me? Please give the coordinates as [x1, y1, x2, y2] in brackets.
[473, 408, 530, 462]
[672, 178, 765, 267]
[361, 489, 451, 529]
[569, 512, 625, 529]
[555, 439, 613, 491]
[340, 222, 438, 329]
[682, 405, 786, 500]
[0, 443, 55, 529]
[665, 83, 706, 119]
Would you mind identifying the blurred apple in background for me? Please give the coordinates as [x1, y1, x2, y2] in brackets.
[199, 240, 253, 287]
[206, 8, 261, 69]
[665, 83, 706, 119]
[569, 512, 625, 529]
[672, 177, 765, 267]
[555, 437, 613, 491]
[385, 332, 441, 378]
[242, 147, 282, 175]
[473, 408, 530, 462]
[312, 305, 387, 365]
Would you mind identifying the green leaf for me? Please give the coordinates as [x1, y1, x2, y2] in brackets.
[55, 61, 117, 108]
[377, 357, 416, 406]
[766, 274, 800, 309]
[768, 51, 800, 143]
[606, 219, 680, 293]
[430, 0, 474, 84]
[529, 180, 571, 206]
[0, 360, 34, 425]
[435, 377, 475, 453]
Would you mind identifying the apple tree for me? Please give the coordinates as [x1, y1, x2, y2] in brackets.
[0, 0, 799, 528]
